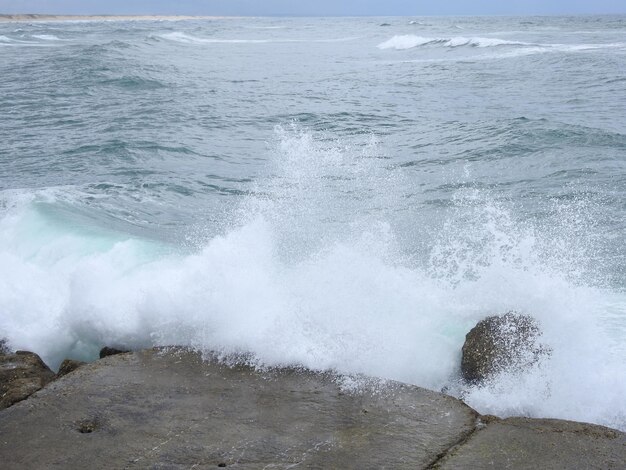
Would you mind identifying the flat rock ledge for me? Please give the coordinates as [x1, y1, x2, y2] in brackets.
[0, 348, 624, 469]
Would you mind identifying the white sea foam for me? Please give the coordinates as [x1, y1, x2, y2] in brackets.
[378, 35, 626, 56]
[377, 35, 531, 50]
[160, 32, 271, 44]
[159, 32, 358, 45]
[0, 35, 54, 47]
[32, 34, 62, 41]
[0, 128, 624, 431]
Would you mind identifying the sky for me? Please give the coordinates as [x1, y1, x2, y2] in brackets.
[1, 0, 625, 16]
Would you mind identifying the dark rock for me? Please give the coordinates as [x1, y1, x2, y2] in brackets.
[461, 312, 550, 384]
[0, 350, 55, 410]
[57, 359, 86, 377]
[99, 346, 130, 359]
[0, 338, 10, 355]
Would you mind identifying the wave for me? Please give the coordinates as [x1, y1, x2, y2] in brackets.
[377, 35, 531, 51]
[0, 35, 54, 47]
[32, 34, 62, 41]
[160, 32, 271, 44]
[378, 35, 626, 56]
[158, 32, 358, 45]
[0, 34, 66, 47]
[0, 127, 625, 431]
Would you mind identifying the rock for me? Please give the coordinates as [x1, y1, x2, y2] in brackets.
[57, 359, 86, 377]
[0, 348, 623, 469]
[434, 417, 626, 469]
[461, 312, 549, 384]
[0, 351, 55, 410]
[99, 346, 129, 359]
[0, 338, 10, 355]
[0, 348, 479, 469]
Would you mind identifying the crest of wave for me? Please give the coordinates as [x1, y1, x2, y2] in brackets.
[377, 35, 530, 50]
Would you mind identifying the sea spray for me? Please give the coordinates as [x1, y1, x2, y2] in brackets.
[1, 127, 624, 431]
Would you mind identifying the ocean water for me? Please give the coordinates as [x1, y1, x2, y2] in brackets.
[1, 15, 625, 430]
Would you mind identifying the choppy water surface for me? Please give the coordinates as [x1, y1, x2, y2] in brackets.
[1, 15, 625, 430]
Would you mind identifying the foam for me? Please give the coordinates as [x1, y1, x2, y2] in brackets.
[377, 35, 531, 50]
[158, 32, 358, 45]
[0, 34, 59, 47]
[377, 35, 626, 55]
[160, 32, 270, 44]
[0, 128, 624, 431]
[32, 34, 62, 41]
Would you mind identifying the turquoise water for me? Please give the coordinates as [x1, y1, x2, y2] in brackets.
[1, 15, 625, 430]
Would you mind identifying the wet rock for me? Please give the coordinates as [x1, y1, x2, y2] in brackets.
[99, 346, 129, 359]
[435, 417, 626, 469]
[0, 348, 478, 469]
[0, 351, 55, 410]
[57, 359, 86, 377]
[461, 312, 549, 384]
[0, 348, 623, 469]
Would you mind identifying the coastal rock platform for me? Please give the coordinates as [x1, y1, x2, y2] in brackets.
[0, 348, 624, 469]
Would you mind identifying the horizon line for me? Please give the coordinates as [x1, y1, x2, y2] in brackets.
[2, 12, 626, 19]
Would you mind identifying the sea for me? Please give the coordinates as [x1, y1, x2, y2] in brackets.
[1, 15, 625, 431]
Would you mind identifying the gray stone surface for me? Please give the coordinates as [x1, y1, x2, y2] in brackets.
[0, 348, 478, 469]
[435, 416, 626, 470]
[0, 350, 55, 410]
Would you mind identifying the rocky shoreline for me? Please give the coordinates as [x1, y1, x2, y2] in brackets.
[1, 344, 624, 469]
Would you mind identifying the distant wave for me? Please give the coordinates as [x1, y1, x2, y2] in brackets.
[159, 32, 358, 45]
[377, 35, 626, 55]
[32, 34, 62, 41]
[160, 32, 270, 44]
[0, 35, 52, 47]
[377, 35, 531, 50]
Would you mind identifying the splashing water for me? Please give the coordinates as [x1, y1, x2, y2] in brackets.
[1, 126, 624, 430]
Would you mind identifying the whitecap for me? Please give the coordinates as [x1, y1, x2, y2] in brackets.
[32, 34, 62, 41]
[377, 35, 531, 50]
[159, 31, 358, 45]
[160, 32, 270, 44]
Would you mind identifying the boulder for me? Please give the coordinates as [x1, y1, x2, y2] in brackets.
[99, 346, 129, 359]
[0, 351, 56, 410]
[0, 338, 10, 355]
[57, 359, 86, 377]
[461, 312, 549, 384]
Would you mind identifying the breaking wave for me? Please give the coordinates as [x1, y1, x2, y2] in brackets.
[31, 34, 62, 41]
[377, 35, 626, 55]
[378, 35, 531, 50]
[158, 32, 358, 45]
[0, 127, 624, 431]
